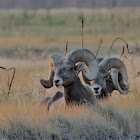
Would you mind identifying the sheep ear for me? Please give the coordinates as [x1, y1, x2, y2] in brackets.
[75, 62, 86, 73]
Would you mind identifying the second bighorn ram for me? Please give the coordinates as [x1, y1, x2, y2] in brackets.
[40, 49, 102, 112]
[83, 57, 130, 99]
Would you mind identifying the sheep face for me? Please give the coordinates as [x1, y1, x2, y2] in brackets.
[54, 61, 85, 87]
[93, 68, 108, 95]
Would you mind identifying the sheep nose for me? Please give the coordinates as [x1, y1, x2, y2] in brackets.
[54, 76, 63, 86]
[94, 87, 99, 90]
[54, 79, 60, 84]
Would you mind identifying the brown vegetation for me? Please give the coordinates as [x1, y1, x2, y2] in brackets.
[0, 9, 139, 139]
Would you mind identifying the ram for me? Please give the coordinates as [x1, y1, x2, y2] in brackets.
[83, 57, 130, 99]
[40, 49, 102, 112]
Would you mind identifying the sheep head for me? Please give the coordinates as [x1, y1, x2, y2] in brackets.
[41, 49, 99, 88]
[92, 57, 130, 96]
[54, 60, 85, 87]
[92, 68, 109, 95]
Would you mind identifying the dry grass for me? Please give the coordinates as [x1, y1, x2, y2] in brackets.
[0, 51, 139, 140]
[0, 9, 140, 139]
[0, 103, 140, 139]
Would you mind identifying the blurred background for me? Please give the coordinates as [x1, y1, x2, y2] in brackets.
[0, 0, 139, 101]
[0, 0, 140, 9]
[0, 0, 140, 59]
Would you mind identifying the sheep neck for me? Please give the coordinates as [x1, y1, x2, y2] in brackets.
[63, 77, 93, 105]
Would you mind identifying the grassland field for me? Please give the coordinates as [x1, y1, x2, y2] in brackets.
[0, 8, 140, 139]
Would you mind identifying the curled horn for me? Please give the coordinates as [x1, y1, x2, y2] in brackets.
[40, 53, 62, 88]
[111, 69, 130, 94]
[100, 57, 130, 94]
[97, 57, 104, 63]
[65, 48, 99, 80]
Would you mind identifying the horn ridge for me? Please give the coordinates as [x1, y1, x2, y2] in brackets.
[65, 48, 99, 81]
[100, 57, 129, 90]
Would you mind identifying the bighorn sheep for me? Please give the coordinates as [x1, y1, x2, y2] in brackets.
[83, 57, 130, 99]
[40, 49, 102, 112]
